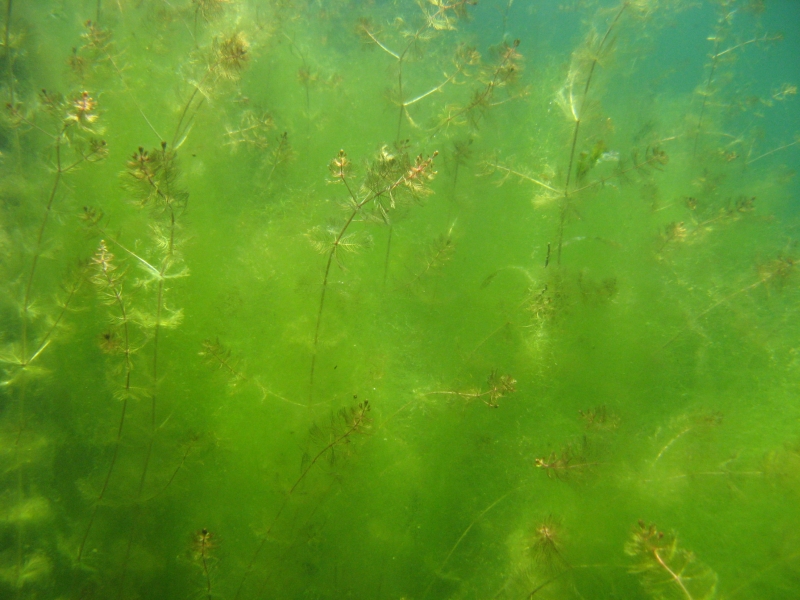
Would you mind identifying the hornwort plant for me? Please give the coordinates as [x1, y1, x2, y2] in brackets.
[423, 369, 517, 408]
[173, 30, 250, 148]
[433, 38, 525, 136]
[485, 1, 668, 266]
[307, 145, 438, 400]
[191, 527, 217, 600]
[692, 1, 782, 160]
[77, 241, 138, 564]
[1, 88, 107, 588]
[534, 437, 599, 481]
[626, 521, 717, 600]
[113, 142, 189, 598]
[357, 0, 476, 141]
[235, 400, 372, 599]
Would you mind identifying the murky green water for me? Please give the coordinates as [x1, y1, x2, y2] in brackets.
[1, 0, 799, 598]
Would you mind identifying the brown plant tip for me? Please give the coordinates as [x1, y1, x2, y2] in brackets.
[527, 515, 568, 571]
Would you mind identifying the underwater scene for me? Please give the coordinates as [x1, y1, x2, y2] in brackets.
[2, 0, 800, 598]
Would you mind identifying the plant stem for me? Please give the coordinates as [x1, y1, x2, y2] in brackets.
[119, 148, 179, 597]
[234, 402, 370, 600]
[557, 2, 629, 265]
[14, 125, 64, 591]
[78, 245, 133, 563]
[421, 490, 515, 600]
[309, 152, 436, 400]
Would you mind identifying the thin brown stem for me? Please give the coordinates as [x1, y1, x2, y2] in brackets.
[235, 402, 371, 600]
[78, 244, 133, 563]
[310, 151, 437, 401]
[119, 154, 180, 596]
[14, 127, 66, 589]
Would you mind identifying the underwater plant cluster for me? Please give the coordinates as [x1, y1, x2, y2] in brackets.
[1, 0, 799, 598]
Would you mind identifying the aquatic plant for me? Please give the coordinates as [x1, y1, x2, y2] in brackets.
[191, 527, 217, 600]
[2, 0, 18, 106]
[235, 400, 372, 599]
[0, 1, 798, 599]
[434, 38, 525, 135]
[526, 514, 569, 573]
[626, 521, 717, 600]
[485, 0, 669, 268]
[1, 80, 107, 593]
[404, 221, 457, 292]
[423, 369, 517, 408]
[199, 337, 247, 387]
[663, 253, 796, 347]
[308, 146, 438, 399]
[76, 241, 137, 563]
[357, 1, 475, 141]
[534, 437, 598, 481]
[692, 2, 782, 160]
[173, 29, 251, 147]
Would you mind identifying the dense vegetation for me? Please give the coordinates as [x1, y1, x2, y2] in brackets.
[1, 1, 798, 598]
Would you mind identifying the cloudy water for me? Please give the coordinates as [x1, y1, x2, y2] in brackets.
[1, 1, 799, 598]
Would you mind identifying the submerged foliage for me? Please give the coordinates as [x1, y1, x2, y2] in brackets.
[0, 0, 798, 599]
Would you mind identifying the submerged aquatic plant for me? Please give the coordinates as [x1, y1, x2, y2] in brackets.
[626, 521, 718, 600]
[199, 337, 247, 387]
[424, 369, 517, 408]
[0, 1, 798, 599]
[527, 514, 569, 573]
[173, 30, 251, 147]
[692, 2, 782, 160]
[535, 437, 598, 481]
[308, 146, 438, 400]
[2, 83, 107, 590]
[235, 400, 372, 599]
[191, 527, 217, 600]
[358, 1, 476, 141]
[434, 38, 525, 134]
[77, 241, 137, 564]
[114, 141, 189, 598]
[405, 221, 457, 291]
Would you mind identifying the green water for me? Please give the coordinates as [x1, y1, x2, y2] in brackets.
[1, 0, 799, 598]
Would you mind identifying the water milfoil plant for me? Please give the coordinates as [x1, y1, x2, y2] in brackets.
[307, 145, 438, 400]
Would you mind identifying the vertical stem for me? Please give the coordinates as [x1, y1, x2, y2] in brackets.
[653, 549, 694, 600]
[24, 139, 63, 353]
[201, 534, 212, 600]
[13, 380, 26, 597]
[78, 248, 133, 562]
[502, 0, 514, 40]
[310, 175, 361, 402]
[557, 2, 628, 265]
[173, 70, 212, 147]
[234, 403, 369, 600]
[120, 151, 178, 595]
[309, 249, 334, 401]
[14, 128, 64, 592]
[394, 36, 417, 142]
